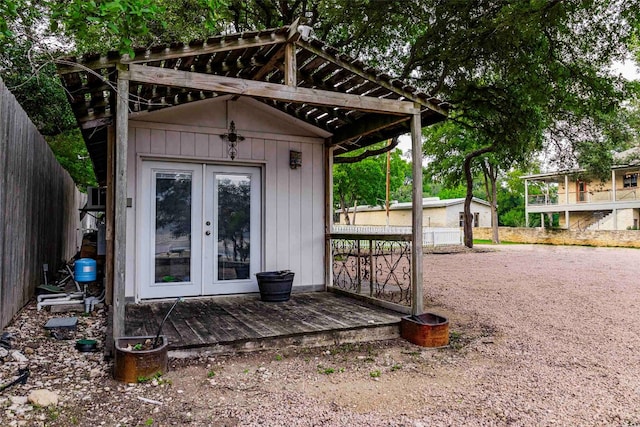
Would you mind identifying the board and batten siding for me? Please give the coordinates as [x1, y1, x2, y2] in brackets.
[124, 97, 327, 299]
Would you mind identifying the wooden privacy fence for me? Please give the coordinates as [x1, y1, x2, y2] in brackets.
[332, 225, 462, 247]
[0, 78, 85, 330]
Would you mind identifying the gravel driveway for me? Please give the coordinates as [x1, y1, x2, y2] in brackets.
[2, 244, 640, 426]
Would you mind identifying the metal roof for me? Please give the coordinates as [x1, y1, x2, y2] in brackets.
[56, 23, 447, 185]
[345, 197, 491, 212]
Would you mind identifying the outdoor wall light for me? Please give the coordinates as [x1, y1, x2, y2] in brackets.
[290, 150, 302, 169]
[220, 121, 245, 160]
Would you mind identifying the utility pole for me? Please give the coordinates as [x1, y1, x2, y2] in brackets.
[385, 139, 391, 227]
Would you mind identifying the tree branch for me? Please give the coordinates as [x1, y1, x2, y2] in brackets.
[333, 137, 400, 164]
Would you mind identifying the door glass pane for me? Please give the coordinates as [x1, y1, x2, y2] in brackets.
[217, 174, 251, 280]
[154, 172, 192, 283]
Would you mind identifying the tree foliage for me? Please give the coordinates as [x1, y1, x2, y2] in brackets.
[333, 146, 411, 224]
[2, 0, 640, 215]
[0, 0, 20, 41]
[46, 130, 98, 189]
[323, 0, 638, 246]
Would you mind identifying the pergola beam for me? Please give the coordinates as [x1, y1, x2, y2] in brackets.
[122, 64, 419, 115]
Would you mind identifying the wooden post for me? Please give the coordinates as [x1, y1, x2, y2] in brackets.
[284, 42, 297, 87]
[105, 126, 115, 305]
[325, 144, 334, 290]
[386, 139, 391, 227]
[410, 107, 423, 316]
[113, 66, 129, 341]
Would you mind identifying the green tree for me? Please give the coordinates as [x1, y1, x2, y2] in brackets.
[0, 0, 20, 41]
[497, 169, 529, 228]
[333, 158, 384, 224]
[333, 144, 411, 224]
[49, 0, 228, 56]
[338, 0, 638, 247]
[1, 0, 230, 186]
[46, 130, 97, 189]
[437, 185, 467, 200]
[5, 0, 640, 212]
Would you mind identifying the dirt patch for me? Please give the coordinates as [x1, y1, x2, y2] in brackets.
[3, 244, 640, 426]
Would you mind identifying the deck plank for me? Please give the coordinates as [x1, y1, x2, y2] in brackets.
[191, 300, 240, 342]
[124, 292, 402, 352]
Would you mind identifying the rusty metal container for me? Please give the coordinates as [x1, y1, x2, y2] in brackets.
[400, 313, 449, 347]
[113, 336, 168, 383]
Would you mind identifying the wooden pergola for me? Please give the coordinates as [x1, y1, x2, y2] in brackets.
[57, 21, 448, 341]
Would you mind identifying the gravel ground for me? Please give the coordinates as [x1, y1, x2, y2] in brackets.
[2, 244, 640, 426]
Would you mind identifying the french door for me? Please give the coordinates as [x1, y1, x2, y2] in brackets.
[139, 161, 261, 299]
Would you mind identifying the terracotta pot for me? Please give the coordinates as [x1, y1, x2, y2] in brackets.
[113, 336, 168, 383]
[400, 313, 449, 347]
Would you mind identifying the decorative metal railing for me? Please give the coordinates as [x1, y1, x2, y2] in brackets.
[330, 233, 412, 307]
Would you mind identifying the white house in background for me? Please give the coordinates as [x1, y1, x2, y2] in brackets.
[338, 197, 492, 228]
[522, 147, 640, 230]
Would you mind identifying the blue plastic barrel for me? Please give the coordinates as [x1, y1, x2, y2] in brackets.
[75, 258, 97, 282]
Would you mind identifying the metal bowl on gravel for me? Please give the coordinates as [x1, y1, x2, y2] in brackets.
[75, 339, 98, 352]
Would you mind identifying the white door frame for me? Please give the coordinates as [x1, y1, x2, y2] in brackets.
[138, 161, 203, 299]
[203, 165, 261, 295]
[138, 160, 262, 299]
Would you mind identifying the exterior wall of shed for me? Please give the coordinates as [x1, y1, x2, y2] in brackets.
[123, 97, 326, 300]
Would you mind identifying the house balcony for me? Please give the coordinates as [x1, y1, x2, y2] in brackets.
[527, 188, 640, 213]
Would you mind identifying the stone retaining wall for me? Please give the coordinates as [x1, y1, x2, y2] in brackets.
[474, 227, 640, 248]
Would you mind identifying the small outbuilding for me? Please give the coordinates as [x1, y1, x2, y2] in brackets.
[57, 21, 447, 342]
[338, 197, 492, 228]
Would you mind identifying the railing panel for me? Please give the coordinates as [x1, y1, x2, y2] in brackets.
[330, 234, 412, 308]
[616, 188, 639, 201]
[533, 189, 640, 205]
[528, 194, 559, 205]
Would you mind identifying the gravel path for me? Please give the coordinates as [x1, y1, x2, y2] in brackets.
[2, 244, 640, 426]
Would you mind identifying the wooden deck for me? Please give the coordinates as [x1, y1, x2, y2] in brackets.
[125, 292, 402, 355]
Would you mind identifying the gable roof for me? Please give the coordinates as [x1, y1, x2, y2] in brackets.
[56, 22, 447, 184]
